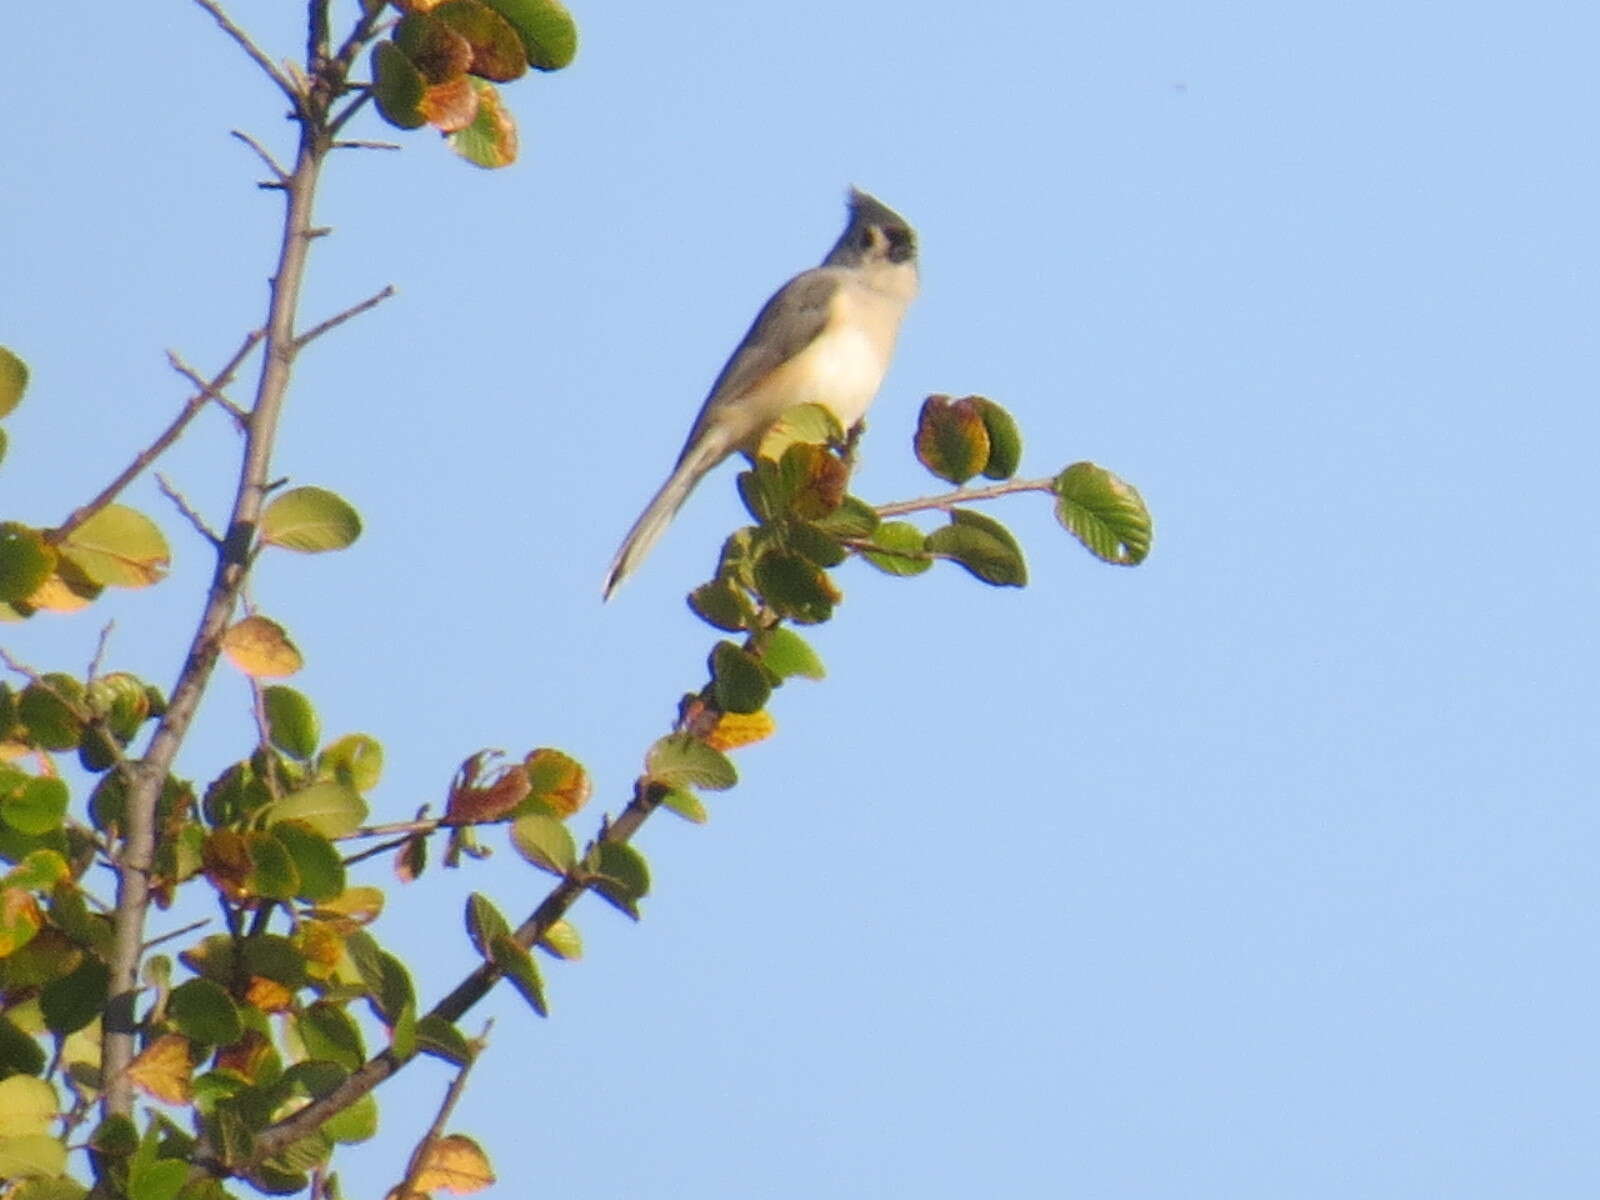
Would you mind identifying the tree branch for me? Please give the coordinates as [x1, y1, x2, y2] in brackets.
[102, 97, 333, 1119]
[873, 476, 1054, 519]
[294, 284, 396, 349]
[193, 0, 305, 114]
[47, 331, 262, 542]
[391, 1023, 491, 1200]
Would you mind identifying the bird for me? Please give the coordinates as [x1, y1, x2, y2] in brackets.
[602, 188, 918, 599]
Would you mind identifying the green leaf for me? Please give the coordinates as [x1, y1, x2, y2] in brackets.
[321, 1092, 377, 1144]
[17, 677, 84, 751]
[752, 550, 839, 624]
[0, 525, 54, 604]
[972, 397, 1022, 480]
[860, 520, 932, 577]
[10, 1179, 87, 1200]
[754, 626, 825, 680]
[296, 1003, 365, 1072]
[645, 734, 736, 791]
[259, 487, 362, 553]
[657, 787, 708, 824]
[128, 1159, 187, 1200]
[262, 686, 319, 760]
[787, 522, 848, 569]
[538, 919, 582, 960]
[0, 1014, 45, 1077]
[3, 850, 68, 891]
[416, 1015, 472, 1066]
[448, 79, 518, 169]
[464, 892, 511, 959]
[1052, 462, 1153, 565]
[245, 831, 299, 901]
[168, 978, 242, 1047]
[39, 956, 108, 1036]
[509, 813, 576, 876]
[687, 577, 752, 632]
[811, 495, 878, 539]
[0, 348, 28, 418]
[914, 395, 989, 485]
[270, 822, 345, 902]
[0, 1134, 65, 1180]
[479, 0, 578, 70]
[585, 842, 650, 919]
[1, 777, 67, 837]
[370, 40, 428, 129]
[316, 734, 383, 792]
[374, 952, 415, 1027]
[487, 933, 546, 1016]
[926, 508, 1028, 587]
[265, 784, 366, 838]
[58, 505, 170, 588]
[710, 641, 771, 715]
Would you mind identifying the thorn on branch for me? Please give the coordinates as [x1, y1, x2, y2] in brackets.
[156, 474, 223, 549]
[294, 284, 397, 349]
[230, 129, 289, 185]
[192, 0, 306, 115]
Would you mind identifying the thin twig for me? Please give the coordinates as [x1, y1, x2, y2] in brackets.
[392, 1022, 492, 1200]
[48, 330, 262, 542]
[87, 622, 116, 683]
[341, 832, 417, 869]
[328, 89, 376, 138]
[193, 0, 305, 112]
[331, 138, 400, 152]
[141, 918, 210, 953]
[873, 476, 1054, 518]
[155, 474, 223, 548]
[343, 816, 444, 841]
[168, 349, 250, 426]
[294, 284, 396, 349]
[230, 129, 289, 185]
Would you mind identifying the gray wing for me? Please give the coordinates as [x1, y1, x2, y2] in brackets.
[673, 268, 842, 464]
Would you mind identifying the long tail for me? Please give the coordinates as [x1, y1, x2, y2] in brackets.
[602, 434, 729, 599]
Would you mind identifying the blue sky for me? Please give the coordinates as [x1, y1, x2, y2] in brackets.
[4, 1, 1598, 1196]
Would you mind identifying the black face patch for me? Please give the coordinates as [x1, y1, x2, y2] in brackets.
[882, 224, 916, 264]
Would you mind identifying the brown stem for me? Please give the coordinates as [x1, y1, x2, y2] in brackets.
[101, 74, 331, 1118]
[873, 476, 1054, 518]
[392, 1023, 491, 1200]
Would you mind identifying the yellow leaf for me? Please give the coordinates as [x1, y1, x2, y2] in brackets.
[23, 573, 98, 613]
[244, 976, 295, 1013]
[58, 504, 171, 588]
[313, 886, 385, 926]
[413, 1134, 496, 1195]
[296, 919, 344, 980]
[126, 1033, 193, 1104]
[522, 748, 590, 817]
[705, 710, 776, 751]
[221, 615, 304, 678]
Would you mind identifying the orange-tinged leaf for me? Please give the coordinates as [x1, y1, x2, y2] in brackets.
[202, 830, 254, 900]
[127, 1033, 193, 1104]
[522, 748, 590, 817]
[705, 710, 776, 751]
[214, 1029, 273, 1081]
[24, 572, 99, 613]
[221, 615, 304, 678]
[420, 75, 479, 132]
[395, 11, 474, 83]
[296, 919, 345, 980]
[448, 80, 518, 168]
[0, 887, 43, 955]
[446, 764, 528, 823]
[914, 394, 990, 485]
[435, 0, 527, 82]
[245, 976, 295, 1013]
[413, 1133, 496, 1194]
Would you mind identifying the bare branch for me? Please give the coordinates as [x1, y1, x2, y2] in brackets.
[48, 330, 262, 542]
[328, 89, 376, 138]
[873, 476, 1055, 518]
[230, 129, 289, 184]
[331, 138, 401, 152]
[87, 622, 116, 682]
[141, 918, 210, 954]
[294, 284, 396, 349]
[168, 348, 249, 426]
[392, 1023, 492, 1200]
[155, 474, 223, 547]
[192, 0, 305, 113]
